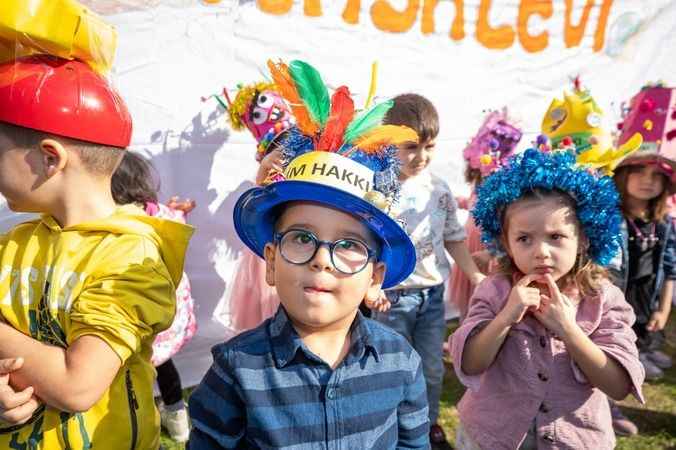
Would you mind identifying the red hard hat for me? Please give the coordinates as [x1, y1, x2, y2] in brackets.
[0, 55, 132, 148]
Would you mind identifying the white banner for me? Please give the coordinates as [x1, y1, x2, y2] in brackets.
[2, 0, 675, 386]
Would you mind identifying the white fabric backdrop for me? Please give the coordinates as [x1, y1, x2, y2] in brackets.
[1, 0, 675, 387]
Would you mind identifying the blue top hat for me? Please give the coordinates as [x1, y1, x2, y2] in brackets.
[233, 60, 418, 288]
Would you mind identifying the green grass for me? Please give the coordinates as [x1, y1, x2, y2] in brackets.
[162, 314, 676, 449]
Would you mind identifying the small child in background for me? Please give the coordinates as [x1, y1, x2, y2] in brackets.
[450, 146, 644, 450]
[218, 81, 295, 333]
[372, 93, 485, 449]
[448, 108, 522, 320]
[610, 160, 675, 380]
[112, 151, 197, 443]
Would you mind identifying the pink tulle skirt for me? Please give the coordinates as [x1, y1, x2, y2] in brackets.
[447, 216, 484, 320]
[227, 249, 280, 333]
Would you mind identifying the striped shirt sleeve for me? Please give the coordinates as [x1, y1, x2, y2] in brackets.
[188, 346, 245, 449]
[397, 349, 431, 449]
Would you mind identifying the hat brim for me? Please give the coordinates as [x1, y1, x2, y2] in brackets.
[233, 180, 415, 289]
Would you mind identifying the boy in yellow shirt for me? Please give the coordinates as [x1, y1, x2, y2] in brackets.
[0, 54, 192, 449]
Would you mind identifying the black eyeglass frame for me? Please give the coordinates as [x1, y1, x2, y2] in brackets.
[273, 228, 377, 275]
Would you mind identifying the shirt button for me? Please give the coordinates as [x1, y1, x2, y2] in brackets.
[326, 388, 337, 400]
[539, 403, 549, 413]
[539, 336, 547, 348]
[537, 372, 549, 382]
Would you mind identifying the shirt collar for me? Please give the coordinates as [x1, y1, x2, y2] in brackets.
[268, 308, 379, 368]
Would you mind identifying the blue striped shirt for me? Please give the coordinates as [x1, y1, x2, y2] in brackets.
[188, 307, 430, 449]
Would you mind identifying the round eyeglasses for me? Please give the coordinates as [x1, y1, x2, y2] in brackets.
[274, 229, 376, 275]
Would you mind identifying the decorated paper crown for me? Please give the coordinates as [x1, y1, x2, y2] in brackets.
[473, 140, 640, 266]
[0, 1, 131, 147]
[206, 82, 294, 162]
[540, 79, 642, 176]
[233, 59, 418, 288]
[463, 108, 522, 177]
[617, 82, 676, 181]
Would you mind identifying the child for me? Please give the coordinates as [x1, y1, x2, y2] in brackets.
[449, 145, 645, 450]
[0, 55, 192, 449]
[217, 80, 295, 333]
[610, 160, 675, 380]
[371, 93, 485, 449]
[612, 82, 676, 380]
[448, 108, 522, 319]
[188, 59, 430, 449]
[111, 151, 197, 443]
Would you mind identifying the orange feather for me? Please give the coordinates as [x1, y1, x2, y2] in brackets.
[353, 125, 418, 153]
[267, 60, 318, 136]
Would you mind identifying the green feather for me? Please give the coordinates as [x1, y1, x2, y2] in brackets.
[343, 100, 393, 144]
[289, 60, 330, 127]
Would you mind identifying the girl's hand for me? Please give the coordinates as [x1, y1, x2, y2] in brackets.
[364, 291, 391, 313]
[647, 309, 670, 332]
[497, 273, 542, 326]
[256, 150, 285, 186]
[533, 274, 579, 337]
[167, 196, 196, 214]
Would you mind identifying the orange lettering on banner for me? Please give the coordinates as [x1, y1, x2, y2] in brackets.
[305, 0, 322, 17]
[421, 0, 465, 40]
[343, 0, 361, 24]
[476, 0, 515, 49]
[593, 0, 613, 52]
[517, 0, 552, 53]
[563, 0, 594, 48]
[257, 0, 293, 15]
[371, 0, 420, 33]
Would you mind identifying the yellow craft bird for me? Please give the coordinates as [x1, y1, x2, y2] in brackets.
[576, 132, 643, 175]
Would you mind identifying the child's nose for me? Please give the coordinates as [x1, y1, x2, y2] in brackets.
[309, 244, 333, 272]
[534, 241, 550, 258]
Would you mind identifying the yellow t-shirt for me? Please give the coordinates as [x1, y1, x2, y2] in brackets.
[0, 204, 193, 450]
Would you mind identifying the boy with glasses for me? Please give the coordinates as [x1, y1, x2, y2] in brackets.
[188, 60, 430, 449]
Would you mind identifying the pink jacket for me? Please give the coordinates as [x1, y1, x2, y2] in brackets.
[449, 275, 645, 450]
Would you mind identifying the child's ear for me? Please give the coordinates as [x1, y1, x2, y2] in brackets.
[39, 139, 68, 178]
[364, 261, 386, 303]
[263, 243, 277, 287]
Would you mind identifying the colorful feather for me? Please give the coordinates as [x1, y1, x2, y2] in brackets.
[343, 100, 394, 145]
[267, 60, 318, 136]
[364, 61, 378, 110]
[288, 60, 330, 127]
[317, 86, 355, 152]
[353, 125, 418, 153]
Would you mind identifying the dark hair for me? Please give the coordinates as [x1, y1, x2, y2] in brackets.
[613, 165, 670, 222]
[111, 151, 159, 205]
[0, 122, 124, 176]
[383, 93, 439, 143]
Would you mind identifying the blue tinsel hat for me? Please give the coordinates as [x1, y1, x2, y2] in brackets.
[233, 60, 418, 288]
[472, 143, 639, 266]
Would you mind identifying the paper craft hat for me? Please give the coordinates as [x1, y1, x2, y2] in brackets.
[463, 108, 522, 177]
[219, 82, 294, 162]
[0, 55, 132, 148]
[540, 80, 641, 175]
[0, 0, 131, 147]
[617, 82, 676, 182]
[473, 138, 639, 266]
[233, 59, 417, 288]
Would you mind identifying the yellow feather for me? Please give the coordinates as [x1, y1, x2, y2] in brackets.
[353, 125, 418, 152]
